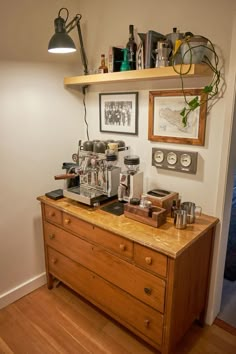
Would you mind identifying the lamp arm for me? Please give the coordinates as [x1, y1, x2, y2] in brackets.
[76, 20, 88, 75]
[66, 14, 88, 75]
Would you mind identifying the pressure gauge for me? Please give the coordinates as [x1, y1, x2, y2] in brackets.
[180, 153, 192, 167]
[167, 152, 177, 165]
[152, 148, 197, 174]
[154, 150, 164, 163]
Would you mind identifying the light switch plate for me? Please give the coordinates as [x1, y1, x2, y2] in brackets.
[152, 148, 198, 174]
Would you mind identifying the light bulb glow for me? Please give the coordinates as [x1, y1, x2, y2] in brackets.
[48, 47, 77, 53]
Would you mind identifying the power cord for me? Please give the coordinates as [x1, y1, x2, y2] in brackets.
[82, 85, 89, 140]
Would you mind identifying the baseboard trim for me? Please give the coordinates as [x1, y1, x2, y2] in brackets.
[0, 273, 47, 309]
[214, 317, 236, 336]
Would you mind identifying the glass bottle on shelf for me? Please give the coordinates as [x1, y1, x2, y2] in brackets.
[126, 24, 137, 70]
[98, 54, 108, 73]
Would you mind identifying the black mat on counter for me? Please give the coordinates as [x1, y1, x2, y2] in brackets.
[100, 201, 125, 216]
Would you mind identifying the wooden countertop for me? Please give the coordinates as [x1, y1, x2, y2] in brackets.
[37, 196, 219, 259]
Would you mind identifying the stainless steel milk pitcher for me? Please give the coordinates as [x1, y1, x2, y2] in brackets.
[174, 209, 187, 229]
[181, 202, 202, 224]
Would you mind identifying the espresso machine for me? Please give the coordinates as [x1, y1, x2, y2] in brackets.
[58, 140, 128, 206]
[118, 155, 143, 202]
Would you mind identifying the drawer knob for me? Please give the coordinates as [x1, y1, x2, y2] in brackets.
[64, 218, 71, 225]
[49, 234, 55, 240]
[51, 258, 57, 264]
[49, 212, 55, 217]
[119, 244, 126, 251]
[144, 287, 152, 295]
[144, 319, 150, 328]
[145, 256, 152, 265]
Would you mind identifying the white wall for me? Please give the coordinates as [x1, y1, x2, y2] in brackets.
[0, 61, 86, 306]
[0, 0, 86, 307]
[0, 0, 236, 326]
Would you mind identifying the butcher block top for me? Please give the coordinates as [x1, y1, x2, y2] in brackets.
[37, 196, 219, 259]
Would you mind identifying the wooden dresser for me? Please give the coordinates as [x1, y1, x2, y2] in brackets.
[38, 196, 218, 354]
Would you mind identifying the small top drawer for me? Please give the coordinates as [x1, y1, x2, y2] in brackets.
[62, 212, 133, 259]
[62, 212, 93, 238]
[134, 243, 167, 278]
[44, 205, 62, 225]
[93, 226, 133, 259]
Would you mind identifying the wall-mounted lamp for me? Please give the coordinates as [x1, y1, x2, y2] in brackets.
[48, 7, 88, 75]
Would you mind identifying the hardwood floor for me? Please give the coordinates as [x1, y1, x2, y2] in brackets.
[0, 283, 235, 354]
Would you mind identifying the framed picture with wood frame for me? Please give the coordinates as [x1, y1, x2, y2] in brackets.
[148, 89, 208, 145]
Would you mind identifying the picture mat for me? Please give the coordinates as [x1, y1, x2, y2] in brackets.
[153, 95, 200, 139]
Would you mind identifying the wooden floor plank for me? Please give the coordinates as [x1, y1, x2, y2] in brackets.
[0, 284, 235, 354]
[14, 287, 109, 354]
[175, 320, 236, 354]
[0, 337, 14, 354]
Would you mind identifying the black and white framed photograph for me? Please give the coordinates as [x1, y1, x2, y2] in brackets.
[99, 92, 138, 135]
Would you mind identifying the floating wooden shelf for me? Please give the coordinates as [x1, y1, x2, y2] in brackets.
[64, 64, 212, 87]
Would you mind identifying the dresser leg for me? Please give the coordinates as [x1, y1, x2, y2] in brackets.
[47, 273, 54, 289]
[196, 310, 206, 327]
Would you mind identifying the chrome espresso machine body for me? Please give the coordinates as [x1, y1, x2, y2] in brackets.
[62, 141, 128, 206]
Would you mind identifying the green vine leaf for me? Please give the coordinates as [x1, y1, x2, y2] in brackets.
[180, 107, 186, 117]
[188, 97, 200, 109]
[182, 115, 187, 127]
[203, 85, 213, 93]
[180, 108, 188, 127]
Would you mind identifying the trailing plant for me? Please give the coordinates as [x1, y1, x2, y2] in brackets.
[171, 34, 221, 127]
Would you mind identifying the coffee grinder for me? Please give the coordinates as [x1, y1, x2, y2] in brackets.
[118, 155, 143, 202]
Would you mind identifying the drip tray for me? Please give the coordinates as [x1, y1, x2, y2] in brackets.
[100, 201, 125, 216]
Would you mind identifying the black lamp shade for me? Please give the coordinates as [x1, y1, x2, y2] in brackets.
[48, 15, 76, 53]
[48, 33, 76, 53]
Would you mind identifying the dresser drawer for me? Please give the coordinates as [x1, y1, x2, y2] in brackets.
[62, 212, 133, 259]
[48, 247, 163, 346]
[44, 205, 62, 225]
[44, 222, 165, 313]
[134, 243, 167, 278]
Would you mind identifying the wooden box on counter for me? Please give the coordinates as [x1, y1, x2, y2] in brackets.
[124, 203, 167, 227]
[145, 190, 179, 215]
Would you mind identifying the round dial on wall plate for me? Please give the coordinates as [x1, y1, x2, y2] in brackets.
[154, 150, 164, 163]
[167, 152, 177, 165]
[180, 153, 192, 167]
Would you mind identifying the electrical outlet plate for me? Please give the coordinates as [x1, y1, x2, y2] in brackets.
[152, 148, 198, 174]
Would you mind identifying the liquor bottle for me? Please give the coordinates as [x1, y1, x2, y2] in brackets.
[126, 25, 137, 70]
[98, 54, 108, 73]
